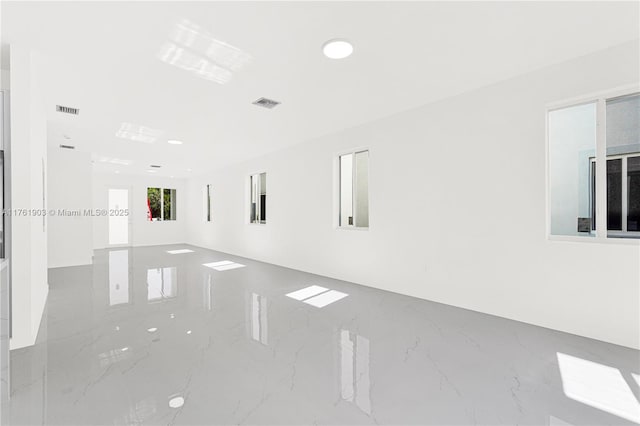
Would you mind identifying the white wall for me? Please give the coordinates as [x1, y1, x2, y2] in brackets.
[47, 148, 93, 268]
[92, 173, 187, 249]
[0, 70, 9, 91]
[186, 40, 640, 349]
[9, 45, 48, 350]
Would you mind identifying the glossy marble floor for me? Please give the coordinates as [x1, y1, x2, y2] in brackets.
[8, 245, 640, 425]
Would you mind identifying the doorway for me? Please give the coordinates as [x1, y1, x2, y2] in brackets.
[108, 188, 131, 246]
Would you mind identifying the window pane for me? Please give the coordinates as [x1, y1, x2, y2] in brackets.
[205, 184, 212, 222]
[354, 151, 369, 228]
[606, 159, 622, 231]
[147, 187, 162, 221]
[606, 94, 640, 154]
[163, 189, 176, 221]
[340, 154, 353, 226]
[607, 93, 639, 237]
[259, 173, 266, 224]
[628, 156, 640, 232]
[591, 161, 596, 230]
[250, 174, 265, 224]
[250, 174, 257, 223]
[548, 103, 596, 236]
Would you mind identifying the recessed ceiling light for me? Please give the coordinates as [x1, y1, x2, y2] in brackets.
[322, 39, 353, 59]
[168, 140, 183, 145]
[115, 171, 120, 174]
[146, 170, 157, 173]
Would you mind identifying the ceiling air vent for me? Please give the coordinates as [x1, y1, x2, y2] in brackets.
[56, 105, 80, 115]
[59, 144, 75, 150]
[150, 164, 162, 168]
[252, 97, 280, 109]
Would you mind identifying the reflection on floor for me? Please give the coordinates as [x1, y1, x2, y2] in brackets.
[8, 245, 640, 425]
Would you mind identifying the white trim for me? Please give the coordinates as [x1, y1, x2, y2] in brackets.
[549, 235, 640, 246]
[546, 84, 640, 111]
[544, 108, 550, 238]
[622, 156, 628, 233]
[595, 98, 607, 239]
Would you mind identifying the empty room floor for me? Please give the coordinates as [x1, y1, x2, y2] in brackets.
[7, 245, 639, 425]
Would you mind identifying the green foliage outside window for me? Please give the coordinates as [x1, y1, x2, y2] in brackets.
[147, 187, 176, 221]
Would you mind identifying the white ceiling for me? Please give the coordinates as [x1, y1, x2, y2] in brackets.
[2, 1, 639, 177]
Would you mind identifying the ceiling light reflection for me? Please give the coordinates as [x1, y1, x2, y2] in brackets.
[116, 123, 163, 144]
[158, 19, 252, 85]
[95, 156, 132, 166]
[99, 347, 131, 367]
[172, 19, 251, 71]
[159, 44, 233, 84]
[168, 395, 185, 409]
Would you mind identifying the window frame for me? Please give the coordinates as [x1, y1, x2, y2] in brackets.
[248, 171, 267, 225]
[147, 187, 177, 222]
[545, 84, 640, 244]
[203, 184, 212, 222]
[589, 153, 640, 238]
[336, 148, 370, 230]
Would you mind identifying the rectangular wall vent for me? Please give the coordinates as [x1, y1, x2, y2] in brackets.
[56, 105, 80, 115]
[150, 164, 162, 168]
[59, 144, 75, 150]
[252, 97, 281, 109]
